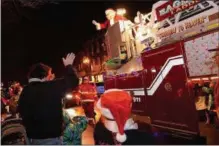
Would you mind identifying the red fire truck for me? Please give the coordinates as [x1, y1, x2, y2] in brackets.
[102, 0, 219, 144]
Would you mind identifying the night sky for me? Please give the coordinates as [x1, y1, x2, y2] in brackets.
[2, 0, 154, 85]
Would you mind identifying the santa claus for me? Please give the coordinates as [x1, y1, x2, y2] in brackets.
[92, 8, 126, 30]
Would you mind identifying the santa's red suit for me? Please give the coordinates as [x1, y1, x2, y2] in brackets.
[93, 8, 127, 30]
[99, 15, 126, 29]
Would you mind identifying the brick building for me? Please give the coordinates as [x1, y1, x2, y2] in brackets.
[76, 31, 108, 82]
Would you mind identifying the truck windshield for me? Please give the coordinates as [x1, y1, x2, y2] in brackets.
[96, 82, 105, 94]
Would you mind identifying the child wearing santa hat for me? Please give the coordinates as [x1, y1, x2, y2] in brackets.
[94, 89, 154, 145]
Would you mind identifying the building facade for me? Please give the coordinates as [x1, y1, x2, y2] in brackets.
[76, 31, 108, 82]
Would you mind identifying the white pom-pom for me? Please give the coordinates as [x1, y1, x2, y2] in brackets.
[116, 133, 127, 143]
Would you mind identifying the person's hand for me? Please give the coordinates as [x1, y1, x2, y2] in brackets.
[62, 53, 75, 67]
[92, 20, 98, 25]
[92, 20, 101, 30]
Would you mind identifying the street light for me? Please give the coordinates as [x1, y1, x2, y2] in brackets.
[83, 57, 92, 76]
[83, 57, 90, 64]
[117, 8, 126, 16]
[65, 94, 73, 100]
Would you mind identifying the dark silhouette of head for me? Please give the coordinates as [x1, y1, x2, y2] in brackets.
[28, 63, 52, 80]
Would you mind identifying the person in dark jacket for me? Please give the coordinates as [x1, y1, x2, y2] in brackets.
[17, 53, 79, 145]
[94, 89, 154, 145]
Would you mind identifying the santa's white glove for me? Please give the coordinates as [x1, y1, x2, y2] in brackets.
[92, 20, 101, 30]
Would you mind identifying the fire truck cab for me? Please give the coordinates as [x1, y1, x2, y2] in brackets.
[103, 0, 219, 144]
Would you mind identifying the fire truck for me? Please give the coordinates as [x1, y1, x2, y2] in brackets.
[102, 0, 219, 144]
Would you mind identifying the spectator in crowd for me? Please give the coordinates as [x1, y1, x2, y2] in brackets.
[194, 81, 210, 124]
[204, 81, 216, 124]
[1, 82, 21, 121]
[208, 81, 215, 111]
[1, 99, 9, 122]
[62, 110, 88, 145]
[94, 89, 154, 145]
[18, 53, 79, 145]
[1, 91, 8, 115]
[1, 84, 10, 114]
[78, 77, 98, 125]
[8, 82, 22, 116]
[214, 51, 219, 119]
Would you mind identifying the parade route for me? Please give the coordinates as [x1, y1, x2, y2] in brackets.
[69, 106, 101, 145]
[71, 106, 219, 145]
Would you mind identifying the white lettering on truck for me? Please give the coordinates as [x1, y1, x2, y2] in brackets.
[133, 97, 141, 103]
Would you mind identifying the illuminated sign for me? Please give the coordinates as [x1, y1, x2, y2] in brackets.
[155, 0, 200, 22]
[158, 16, 208, 39]
[153, 0, 219, 41]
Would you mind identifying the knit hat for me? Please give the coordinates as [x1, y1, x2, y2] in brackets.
[97, 89, 132, 143]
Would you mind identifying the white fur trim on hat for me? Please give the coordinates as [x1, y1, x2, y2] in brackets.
[116, 133, 127, 143]
[103, 118, 138, 134]
[104, 88, 123, 93]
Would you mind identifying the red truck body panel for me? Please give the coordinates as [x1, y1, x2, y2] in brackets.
[104, 41, 200, 135]
[102, 0, 219, 143]
[141, 41, 199, 134]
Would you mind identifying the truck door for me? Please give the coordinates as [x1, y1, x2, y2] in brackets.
[115, 71, 147, 116]
[141, 42, 199, 136]
[104, 76, 116, 90]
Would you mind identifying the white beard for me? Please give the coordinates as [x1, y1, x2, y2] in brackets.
[104, 118, 138, 133]
[110, 19, 115, 26]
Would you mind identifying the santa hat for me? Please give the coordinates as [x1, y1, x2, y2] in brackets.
[105, 8, 115, 15]
[97, 89, 132, 143]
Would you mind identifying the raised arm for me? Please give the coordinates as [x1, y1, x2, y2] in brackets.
[50, 53, 79, 95]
